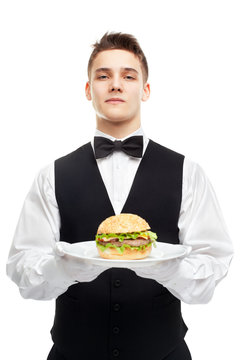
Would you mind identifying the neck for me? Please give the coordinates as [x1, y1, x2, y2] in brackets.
[96, 117, 141, 139]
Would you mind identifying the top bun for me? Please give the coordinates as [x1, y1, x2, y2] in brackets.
[97, 213, 150, 234]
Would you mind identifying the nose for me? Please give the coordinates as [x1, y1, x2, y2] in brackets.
[109, 75, 123, 92]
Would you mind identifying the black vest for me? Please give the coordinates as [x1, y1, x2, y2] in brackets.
[51, 139, 188, 360]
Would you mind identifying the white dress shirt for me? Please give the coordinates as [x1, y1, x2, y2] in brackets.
[6, 126, 234, 303]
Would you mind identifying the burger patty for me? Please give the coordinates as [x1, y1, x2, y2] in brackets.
[98, 238, 151, 247]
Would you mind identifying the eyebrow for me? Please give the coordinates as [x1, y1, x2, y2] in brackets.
[94, 67, 139, 75]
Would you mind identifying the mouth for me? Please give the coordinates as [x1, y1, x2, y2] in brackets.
[105, 98, 125, 104]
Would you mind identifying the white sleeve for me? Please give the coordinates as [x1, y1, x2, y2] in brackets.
[133, 158, 234, 304]
[6, 163, 108, 301]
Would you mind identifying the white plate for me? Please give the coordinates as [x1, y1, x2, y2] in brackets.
[56, 241, 191, 268]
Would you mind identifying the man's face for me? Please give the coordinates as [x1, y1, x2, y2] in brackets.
[85, 49, 150, 124]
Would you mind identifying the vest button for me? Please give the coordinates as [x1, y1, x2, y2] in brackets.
[112, 348, 120, 357]
[113, 303, 120, 311]
[114, 279, 121, 287]
[113, 326, 120, 334]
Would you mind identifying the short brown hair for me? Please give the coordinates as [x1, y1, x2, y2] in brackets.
[87, 31, 149, 84]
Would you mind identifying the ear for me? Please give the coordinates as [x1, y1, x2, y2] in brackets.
[142, 82, 150, 102]
[85, 81, 92, 101]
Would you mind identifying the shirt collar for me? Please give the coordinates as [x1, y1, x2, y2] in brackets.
[91, 126, 149, 156]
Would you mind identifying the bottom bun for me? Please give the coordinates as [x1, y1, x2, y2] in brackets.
[97, 244, 152, 260]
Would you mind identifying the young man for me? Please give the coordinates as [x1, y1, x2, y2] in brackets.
[7, 32, 233, 360]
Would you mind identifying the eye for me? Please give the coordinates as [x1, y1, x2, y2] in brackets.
[125, 76, 135, 80]
[97, 75, 108, 79]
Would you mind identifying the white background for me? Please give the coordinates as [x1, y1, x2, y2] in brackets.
[1, 0, 239, 359]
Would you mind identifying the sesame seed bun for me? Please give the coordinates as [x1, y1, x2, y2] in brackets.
[97, 213, 150, 234]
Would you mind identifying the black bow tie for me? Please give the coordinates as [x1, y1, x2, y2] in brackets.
[94, 135, 143, 159]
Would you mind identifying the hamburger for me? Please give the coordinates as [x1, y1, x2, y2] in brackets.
[95, 213, 157, 260]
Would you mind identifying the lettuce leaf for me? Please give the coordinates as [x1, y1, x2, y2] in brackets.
[148, 231, 158, 240]
[95, 230, 158, 252]
[96, 240, 154, 254]
[96, 230, 157, 242]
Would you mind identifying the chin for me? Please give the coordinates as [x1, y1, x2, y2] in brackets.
[101, 113, 135, 124]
